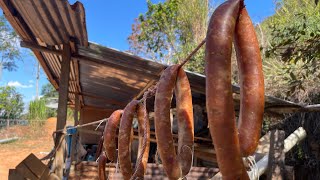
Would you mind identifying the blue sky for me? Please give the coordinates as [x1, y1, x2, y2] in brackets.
[0, 0, 276, 110]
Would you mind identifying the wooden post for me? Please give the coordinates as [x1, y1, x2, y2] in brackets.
[54, 42, 71, 178]
[71, 94, 80, 161]
[267, 130, 286, 180]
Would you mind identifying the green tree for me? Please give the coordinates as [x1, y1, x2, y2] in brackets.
[128, 0, 209, 73]
[0, 15, 21, 76]
[41, 83, 58, 117]
[41, 83, 58, 98]
[0, 86, 24, 119]
[261, 0, 320, 103]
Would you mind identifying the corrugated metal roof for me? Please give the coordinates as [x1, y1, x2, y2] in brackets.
[10, 0, 88, 46]
[0, 0, 87, 105]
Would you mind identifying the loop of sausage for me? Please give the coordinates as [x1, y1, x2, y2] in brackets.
[131, 103, 151, 179]
[103, 109, 123, 162]
[154, 65, 194, 179]
[234, 7, 265, 157]
[98, 153, 107, 180]
[95, 136, 104, 160]
[118, 100, 150, 180]
[175, 67, 194, 176]
[205, 0, 248, 179]
[155, 65, 181, 179]
[118, 100, 139, 180]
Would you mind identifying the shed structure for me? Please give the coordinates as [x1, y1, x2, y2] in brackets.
[1, 0, 320, 179]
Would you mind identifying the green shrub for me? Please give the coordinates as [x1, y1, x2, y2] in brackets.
[28, 98, 48, 126]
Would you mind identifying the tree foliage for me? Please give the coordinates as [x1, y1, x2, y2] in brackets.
[128, 0, 209, 73]
[261, 0, 320, 103]
[41, 83, 58, 117]
[41, 83, 58, 98]
[28, 98, 47, 123]
[0, 86, 24, 119]
[0, 15, 20, 72]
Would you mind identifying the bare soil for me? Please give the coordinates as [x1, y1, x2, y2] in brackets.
[0, 117, 57, 179]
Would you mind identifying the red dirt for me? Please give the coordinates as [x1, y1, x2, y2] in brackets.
[0, 117, 57, 179]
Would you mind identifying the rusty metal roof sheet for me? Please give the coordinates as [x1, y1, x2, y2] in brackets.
[10, 0, 88, 46]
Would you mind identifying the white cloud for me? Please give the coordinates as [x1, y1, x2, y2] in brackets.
[7, 81, 33, 88]
[28, 80, 34, 83]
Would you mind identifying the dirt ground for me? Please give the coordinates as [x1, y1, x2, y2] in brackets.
[0, 117, 58, 179]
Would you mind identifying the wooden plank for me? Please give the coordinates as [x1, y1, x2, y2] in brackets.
[85, 43, 163, 72]
[82, 99, 123, 110]
[8, 169, 25, 180]
[79, 75, 141, 96]
[15, 153, 48, 179]
[15, 162, 38, 180]
[267, 130, 285, 180]
[68, 91, 125, 106]
[74, 52, 160, 80]
[20, 41, 62, 55]
[22, 153, 48, 179]
[54, 42, 71, 178]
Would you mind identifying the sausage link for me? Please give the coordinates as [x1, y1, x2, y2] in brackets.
[118, 100, 139, 180]
[95, 136, 104, 160]
[205, 0, 248, 179]
[132, 103, 151, 179]
[175, 67, 194, 176]
[98, 153, 107, 180]
[103, 110, 123, 162]
[155, 65, 195, 179]
[234, 7, 265, 156]
[155, 65, 181, 179]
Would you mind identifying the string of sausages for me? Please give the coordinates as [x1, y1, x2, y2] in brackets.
[98, 0, 264, 179]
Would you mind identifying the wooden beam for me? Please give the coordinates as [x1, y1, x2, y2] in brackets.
[56, 42, 71, 132]
[54, 42, 71, 178]
[20, 41, 62, 55]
